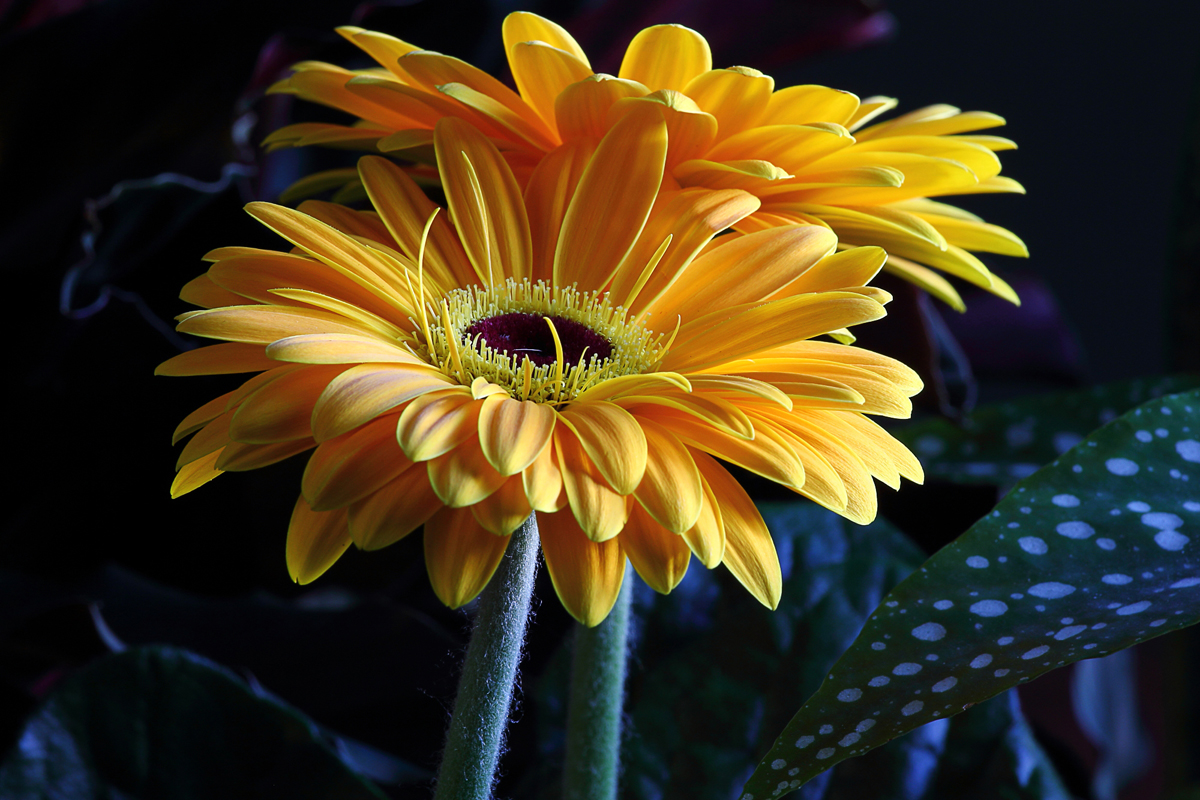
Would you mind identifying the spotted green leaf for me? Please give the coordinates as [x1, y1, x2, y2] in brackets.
[893, 375, 1200, 484]
[742, 389, 1200, 799]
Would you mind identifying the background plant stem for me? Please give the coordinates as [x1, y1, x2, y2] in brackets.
[563, 563, 634, 800]
[432, 514, 540, 800]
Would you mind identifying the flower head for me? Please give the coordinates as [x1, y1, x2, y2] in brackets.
[164, 112, 922, 625]
[267, 12, 1024, 311]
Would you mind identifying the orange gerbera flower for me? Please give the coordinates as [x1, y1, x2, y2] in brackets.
[163, 110, 922, 625]
[266, 12, 1024, 310]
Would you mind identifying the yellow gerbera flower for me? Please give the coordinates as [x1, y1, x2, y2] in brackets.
[266, 12, 1024, 311]
[162, 110, 922, 626]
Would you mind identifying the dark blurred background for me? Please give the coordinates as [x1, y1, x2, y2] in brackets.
[2, 0, 1198, 797]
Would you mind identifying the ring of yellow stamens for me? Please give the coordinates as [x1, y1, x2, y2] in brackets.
[421, 279, 666, 405]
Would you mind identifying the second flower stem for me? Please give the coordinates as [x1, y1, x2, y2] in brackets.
[433, 513, 540, 800]
[563, 562, 634, 800]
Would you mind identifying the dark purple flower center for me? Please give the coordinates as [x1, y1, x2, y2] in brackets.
[465, 313, 613, 368]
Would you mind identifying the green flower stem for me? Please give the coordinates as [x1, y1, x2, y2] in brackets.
[433, 513, 540, 800]
[563, 562, 634, 800]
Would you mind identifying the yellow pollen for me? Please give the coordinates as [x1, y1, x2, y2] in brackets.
[420, 279, 666, 406]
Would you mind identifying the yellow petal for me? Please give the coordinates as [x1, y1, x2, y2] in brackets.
[846, 95, 898, 131]
[311, 364, 454, 442]
[610, 188, 760, 316]
[173, 391, 235, 445]
[426, 435, 507, 507]
[609, 91, 717, 170]
[554, 425, 628, 541]
[636, 405, 804, 489]
[286, 496, 352, 584]
[217, 438, 316, 471]
[684, 67, 774, 139]
[621, 501, 691, 594]
[434, 117, 532, 284]
[176, 305, 377, 345]
[554, 74, 647, 141]
[279, 64, 427, 129]
[705, 123, 854, 173]
[682, 464, 725, 568]
[633, 417, 703, 533]
[538, 510, 627, 626]
[647, 224, 837, 321]
[180, 274, 247, 308]
[881, 254, 965, 311]
[170, 450, 224, 498]
[302, 414, 411, 510]
[766, 245, 887, 298]
[503, 12, 590, 66]
[471, 475, 534, 535]
[477, 394, 556, 475]
[424, 506, 510, 608]
[766, 410, 878, 523]
[523, 140, 595, 283]
[358, 156, 477, 288]
[397, 391, 482, 461]
[673, 158, 793, 192]
[618, 24, 711, 93]
[348, 464, 442, 550]
[559, 402, 647, 495]
[156, 343, 277, 376]
[662, 292, 887, 374]
[523, 438, 565, 512]
[572, 372, 692, 403]
[553, 102, 666, 289]
[613, 392, 753, 439]
[508, 41, 592, 130]
[692, 451, 781, 609]
[437, 81, 559, 152]
[336, 26, 421, 79]
[230, 364, 347, 443]
[761, 85, 860, 127]
[855, 109, 1006, 140]
[265, 333, 423, 366]
[908, 212, 1028, 257]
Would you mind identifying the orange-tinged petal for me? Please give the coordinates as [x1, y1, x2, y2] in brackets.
[266, 333, 424, 366]
[611, 188, 760, 316]
[434, 117, 532, 284]
[423, 506, 510, 608]
[692, 451, 781, 609]
[176, 305, 377, 345]
[426, 434, 507, 507]
[559, 402, 647, 495]
[335, 26, 421, 80]
[621, 501, 690, 594]
[358, 155, 477, 289]
[523, 139, 595, 282]
[647, 224, 837, 320]
[673, 158, 793, 192]
[478, 394, 556, 475]
[618, 24, 711, 93]
[217, 438, 316, 471]
[398, 50, 552, 140]
[503, 12, 590, 66]
[173, 391, 235, 445]
[761, 85, 860, 127]
[684, 67, 774, 140]
[573, 372, 692, 403]
[278, 64, 427, 129]
[471, 475, 533, 535]
[311, 363, 454, 442]
[608, 91, 717, 170]
[633, 418, 702, 533]
[764, 245, 886, 298]
[613, 392, 753, 440]
[302, 413, 411, 510]
[555, 75, 647, 141]
[180, 274, 246, 308]
[523, 437, 565, 512]
[437, 81, 560, 152]
[554, 425, 628, 541]
[632, 404, 804, 489]
[766, 410, 877, 523]
[398, 390, 482, 461]
[538, 510, 627, 626]
[706, 123, 854, 173]
[682, 464, 725, 567]
[662, 292, 887, 374]
[286, 496, 352, 584]
[230, 365, 347, 443]
[176, 409, 233, 470]
[297, 199, 396, 245]
[554, 102, 666, 289]
[348, 464, 442, 550]
[509, 41, 592, 130]
[171, 450, 224, 498]
[156, 343, 277, 376]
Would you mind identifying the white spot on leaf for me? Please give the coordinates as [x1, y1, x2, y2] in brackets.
[1116, 601, 1152, 615]
[1177, 440, 1200, 463]
[893, 663, 922, 676]
[1155, 530, 1189, 551]
[970, 600, 1008, 617]
[970, 654, 993, 668]
[837, 688, 862, 702]
[932, 678, 958, 693]
[912, 622, 946, 641]
[868, 676, 890, 687]
[1028, 582, 1076, 599]
[1056, 521, 1095, 539]
[1052, 494, 1080, 507]
[1019, 537, 1048, 555]
[1022, 645, 1050, 660]
[901, 701, 924, 716]
[966, 556, 989, 568]
[1102, 574, 1133, 585]
[795, 736, 814, 749]
[1106, 458, 1139, 476]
